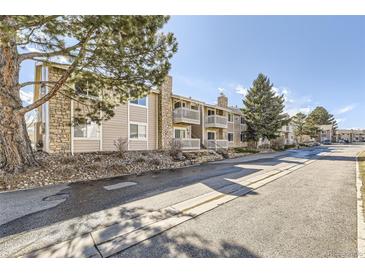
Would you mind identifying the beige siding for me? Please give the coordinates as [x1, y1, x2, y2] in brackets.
[227, 122, 234, 132]
[129, 140, 148, 150]
[129, 104, 147, 123]
[102, 104, 128, 151]
[148, 93, 158, 150]
[73, 139, 100, 153]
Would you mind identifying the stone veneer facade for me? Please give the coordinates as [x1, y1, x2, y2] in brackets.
[158, 76, 173, 150]
[47, 67, 72, 153]
[217, 93, 228, 108]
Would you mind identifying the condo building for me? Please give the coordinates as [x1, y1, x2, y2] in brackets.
[335, 129, 365, 143]
[33, 63, 249, 154]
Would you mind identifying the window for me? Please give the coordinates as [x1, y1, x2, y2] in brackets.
[174, 128, 187, 139]
[75, 81, 98, 97]
[240, 132, 246, 142]
[228, 133, 234, 142]
[74, 121, 99, 139]
[129, 123, 147, 139]
[228, 113, 233, 122]
[240, 117, 245, 124]
[130, 96, 147, 106]
[174, 101, 186, 109]
[207, 132, 215, 140]
[207, 109, 215, 116]
[191, 104, 199, 110]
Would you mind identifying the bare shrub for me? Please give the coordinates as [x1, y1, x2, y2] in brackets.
[270, 137, 285, 151]
[135, 156, 146, 163]
[216, 148, 229, 159]
[150, 157, 161, 166]
[59, 155, 77, 165]
[114, 137, 128, 157]
[169, 140, 183, 160]
[258, 143, 270, 150]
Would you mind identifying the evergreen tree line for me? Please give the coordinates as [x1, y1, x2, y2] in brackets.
[241, 73, 337, 147]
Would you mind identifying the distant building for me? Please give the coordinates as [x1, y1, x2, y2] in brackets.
[318, 124, 334, 143]
[335, 129, 365, 143]
[280, 122, 295, 145]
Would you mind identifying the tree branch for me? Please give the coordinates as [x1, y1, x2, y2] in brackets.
[16, 28, 95, 116]
[18, 41, 82, 62]
[19, 80, 57, 88]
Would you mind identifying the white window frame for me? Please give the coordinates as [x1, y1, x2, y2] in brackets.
[240, 132, 246, 142]
[73, 121, 100, 140]
[227, 132, 234, 142]
[207, 108, 215, 116]
[240, 116, 245, 125]
[173, 127, 188, 139]
[129, 96, 148, 108]
[228, 113, 233, 123]
[129, 122, 148, 141]
[174, 100, 187, 109]
[207, 130, 216, 140]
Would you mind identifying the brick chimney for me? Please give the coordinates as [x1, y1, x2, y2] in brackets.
[217, 92, 228, 108]
[158, 76, 173, 150]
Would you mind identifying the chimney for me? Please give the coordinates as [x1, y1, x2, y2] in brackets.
[217, 92, 228, 108]
[158, 76, 173, 150]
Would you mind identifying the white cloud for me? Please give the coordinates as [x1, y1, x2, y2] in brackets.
[336, 118, 347, 124]
[271, 87, 314, 116]
[235, 85, 248, 96]
[19, 89, 33, 106]
[218, 87, 225, 93]
[337, 104, 356, 114]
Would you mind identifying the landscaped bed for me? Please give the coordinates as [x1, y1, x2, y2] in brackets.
[0, 148, 255, 192]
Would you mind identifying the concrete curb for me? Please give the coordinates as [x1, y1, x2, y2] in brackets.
[356, 152, 365, 258]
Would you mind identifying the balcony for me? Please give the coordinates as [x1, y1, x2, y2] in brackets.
[173, 138, 201, 150]
[205, 139, 228, 150]
[173, 107, 201, 125]
[205, 115, 228, 128]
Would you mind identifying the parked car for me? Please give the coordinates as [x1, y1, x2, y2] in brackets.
[322, 140, 331, 145]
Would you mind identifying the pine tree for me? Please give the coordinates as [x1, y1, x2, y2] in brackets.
[0, 16, 177, 173]
[305, 106, 337, 138]
[242, 73, 288, 146]
[291, 112, 307, 143]
[306, 106, 337, 127]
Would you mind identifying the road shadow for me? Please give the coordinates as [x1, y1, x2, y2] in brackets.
[0, 162, 260, 239]
[0, 146, 344, 240]
[21, 204, 258, 258]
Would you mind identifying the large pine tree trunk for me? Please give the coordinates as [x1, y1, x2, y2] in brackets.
[0, 22, 38, 173]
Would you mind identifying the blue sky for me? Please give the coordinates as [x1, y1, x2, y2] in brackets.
[163, 16, 365, 128]
[20, 16, 365, 128]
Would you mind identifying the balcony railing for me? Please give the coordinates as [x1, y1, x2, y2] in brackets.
[173, 138, 201, 150]
[173, 107, 200, 125]
[205, 115, 228, 128]
[205, 139, 228, 150]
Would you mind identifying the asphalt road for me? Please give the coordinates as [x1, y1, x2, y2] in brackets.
[0, 144, 363, 257]
[111, 144, 363, 258]
[0, 149, 307, 237]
